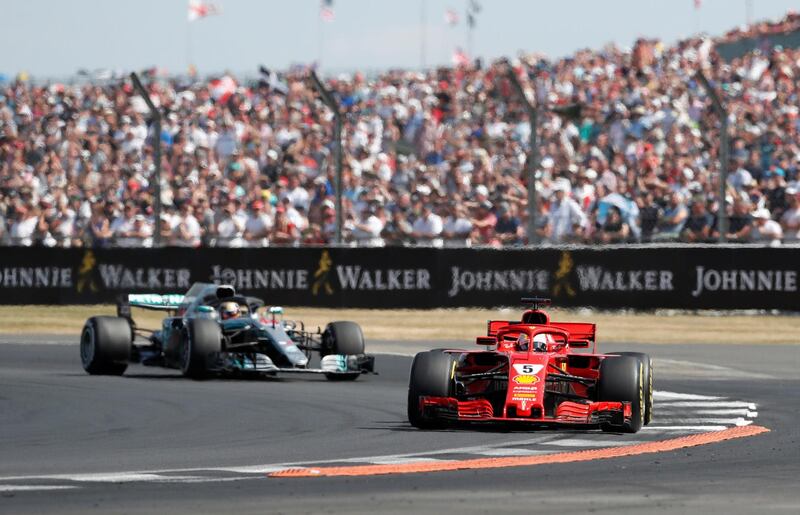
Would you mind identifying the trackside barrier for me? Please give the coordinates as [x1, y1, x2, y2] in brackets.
[0, 246, 797, 310]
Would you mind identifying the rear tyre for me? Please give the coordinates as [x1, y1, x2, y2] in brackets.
[80, 316, 132, 376]
[608, 352, 653, 425]
[407, 351, 456, 429]
[323, 321, 365, 381]
[597, 356, 644, 433]
[181, 319, 222, 379]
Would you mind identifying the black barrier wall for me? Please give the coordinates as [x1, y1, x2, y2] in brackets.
[0, 246, 798, 310]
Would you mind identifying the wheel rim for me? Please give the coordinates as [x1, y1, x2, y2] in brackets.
[80, 325, 95, 366]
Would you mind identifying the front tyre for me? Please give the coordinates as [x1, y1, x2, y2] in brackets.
[80, 316, 132, 376]
[407, 351, 456, 429]
[598, 356, 645, 433]
[608, 352, 653, 425]
[181, 319, 222, 379]
[323, 321, 365, 381]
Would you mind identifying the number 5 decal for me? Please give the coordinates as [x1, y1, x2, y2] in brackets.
[513, 364, 543, 375]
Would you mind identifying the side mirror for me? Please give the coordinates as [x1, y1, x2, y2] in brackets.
[476, 336, 496, 346]
[269, 306, 284, 315]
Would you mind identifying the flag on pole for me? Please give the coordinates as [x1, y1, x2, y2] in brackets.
[444, 9, 459, 26]
[320, 0, 335, 22]
[188, 0, 220, 22]
[694, 0, 701, 9]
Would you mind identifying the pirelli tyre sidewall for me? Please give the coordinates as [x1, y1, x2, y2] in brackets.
[607, 352, 654, 425]
[598, 355, 645, 433]
[80, 316, 132, 376]
[407, 351, 457, 429]
[181, 318, 222, 379]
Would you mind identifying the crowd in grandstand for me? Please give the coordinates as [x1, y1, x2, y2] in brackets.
[1, 14, 799, 248]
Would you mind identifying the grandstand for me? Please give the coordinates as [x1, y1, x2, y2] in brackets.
[0, 11, 798, 248]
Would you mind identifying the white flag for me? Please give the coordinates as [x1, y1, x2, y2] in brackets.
[188, 0, 220, 22]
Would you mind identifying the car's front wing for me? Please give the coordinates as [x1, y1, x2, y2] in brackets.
[419, 396, 631, 426]
[212, 352, 375, 376]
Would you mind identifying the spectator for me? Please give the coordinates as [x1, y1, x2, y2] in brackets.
[780, 189, 800, 242]
[547, 183, 586, 243]
[111, 203, 139, 246]
[718, 199, 753, 242]
[87, 204, 113, 248]
[9, 205, 38, 246]
[243, 200, 272, 247]
[470, 201, 497, 246]
[411, 204, 443, 247]
[495, 202, 523, 246]
[214, 200, 244, 247]
[270, 206, 299, 246]
[442, 204, 472, 247]
[382, 208, 413, 246]
[637, 192, 663, 242]
[652, 192, 688, 242]
[351, 205, 384, 247]
[751, 208, 783, 246]
[681, 200, 715, 243]
[595, 206, 630, 244]
[172, 202, 202, 247]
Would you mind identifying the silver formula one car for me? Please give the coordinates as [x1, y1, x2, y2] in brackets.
[80, 282, 375, 380]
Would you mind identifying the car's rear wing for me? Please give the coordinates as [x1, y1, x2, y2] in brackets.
[117, 293, 185, 319]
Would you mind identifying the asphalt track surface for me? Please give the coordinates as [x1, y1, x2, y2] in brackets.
[0, 336, 798, 514]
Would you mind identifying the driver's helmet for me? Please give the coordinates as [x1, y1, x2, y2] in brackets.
[516, 334, 529, 351]
[532, 333, 549, 353]
[220, 301, 240, 320]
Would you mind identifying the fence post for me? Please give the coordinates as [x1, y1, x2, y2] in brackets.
[308, 71, 343, 246]
[504, 63, 539, 245]
[694, 71, 729, 243]
[129, 72, 162, 247]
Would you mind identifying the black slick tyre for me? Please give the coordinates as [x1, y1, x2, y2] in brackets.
[323, 321, 365, 381]
[597, 355, 645, 433]
[608, 352, 653, 425]
[407, 351, 456, 429]
[323, 321, 365, 355]
[80, 316, 132, 376]
[181, 319, 222, 379]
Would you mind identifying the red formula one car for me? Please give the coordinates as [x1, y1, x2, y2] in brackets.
[407, 298, 653, 433]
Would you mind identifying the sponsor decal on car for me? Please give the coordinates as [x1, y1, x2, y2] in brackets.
[513, 364, 543, 375]
[513, 386, 538, 392]
[512, 393, 537, 400]
[513, 375, 539, 385]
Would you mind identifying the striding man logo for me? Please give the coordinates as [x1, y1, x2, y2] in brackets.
[311, 250, 334, 296]
[552, 251, 576, 297]
[76, 250, 99, 293]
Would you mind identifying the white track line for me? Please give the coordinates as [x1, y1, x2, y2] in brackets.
[640, 425, 729, 432]
[0, 485, 78, 492]
[653, 391, 724, 401]
[470, 449, 552, 457]
[652, 418, 754, 426]
[541, 439, 641, 448]
[658, 401, 757, 409]
[664, 408, 758, 417]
